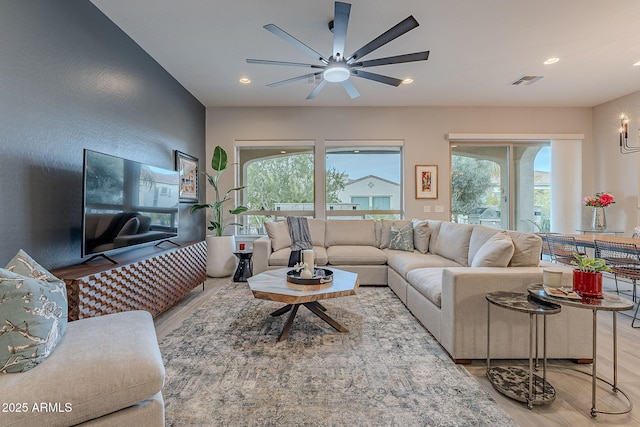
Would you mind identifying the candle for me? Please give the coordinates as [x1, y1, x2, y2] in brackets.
[302, 249, 314, 270]
[543, 269, 563, 287]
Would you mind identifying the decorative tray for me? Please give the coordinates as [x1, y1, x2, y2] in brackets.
[543, 286, 581, 300]
[286, 268, 333, 285]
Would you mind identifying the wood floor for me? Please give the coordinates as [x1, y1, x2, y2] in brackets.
[154, 277, 640, 426]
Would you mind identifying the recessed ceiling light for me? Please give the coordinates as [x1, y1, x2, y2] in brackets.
[543, 57, 560, 65]
[633, 60, 640, 67]
[402, 78, 414, 84]
[239, 77, 251, 84]
[280, 150, 287, 154]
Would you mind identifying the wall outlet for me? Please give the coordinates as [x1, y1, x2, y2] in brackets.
[435, 205, 444, 213]
[423, 205, 431, 213]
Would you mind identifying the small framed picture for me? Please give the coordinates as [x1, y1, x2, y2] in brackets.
[175, 151, 199, 203]
[415, 165, 438, 199]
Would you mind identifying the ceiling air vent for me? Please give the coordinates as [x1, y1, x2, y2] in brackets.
[511, 75, 544, 86]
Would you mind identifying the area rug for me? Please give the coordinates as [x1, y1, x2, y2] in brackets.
[160, 281, 517, 426]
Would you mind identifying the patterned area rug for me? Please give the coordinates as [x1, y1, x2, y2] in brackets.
[160, 281, 517, 426]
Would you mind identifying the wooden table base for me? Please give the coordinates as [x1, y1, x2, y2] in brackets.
[270, 301, 348, 341]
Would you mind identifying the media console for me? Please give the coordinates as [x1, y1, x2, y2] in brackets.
[52, 241, 206, 321]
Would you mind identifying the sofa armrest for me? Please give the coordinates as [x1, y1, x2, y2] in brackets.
[438, 265, 590, 360]
[252, 236, 272, 275]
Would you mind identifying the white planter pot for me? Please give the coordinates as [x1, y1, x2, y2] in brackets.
[206, 235, 237, 277]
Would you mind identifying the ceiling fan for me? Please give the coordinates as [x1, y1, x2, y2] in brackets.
[246, 1, 430, 100]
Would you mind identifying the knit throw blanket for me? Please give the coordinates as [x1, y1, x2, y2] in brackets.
[287, 216, 313, 251]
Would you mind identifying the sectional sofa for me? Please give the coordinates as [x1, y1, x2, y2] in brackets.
[253, 218, 592, 363]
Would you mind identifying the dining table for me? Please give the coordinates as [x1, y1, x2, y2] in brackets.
[560, 233, 639, 250]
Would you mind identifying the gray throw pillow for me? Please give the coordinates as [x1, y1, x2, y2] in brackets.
[389, 222, 414, 252]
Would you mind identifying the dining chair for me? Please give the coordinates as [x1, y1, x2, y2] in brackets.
[547, 234, 585, 266]
[594, 239, 640, 328]
[537, 232, 559, 261]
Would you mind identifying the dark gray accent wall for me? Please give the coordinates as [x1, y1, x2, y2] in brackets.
[0, 1, 206, 268]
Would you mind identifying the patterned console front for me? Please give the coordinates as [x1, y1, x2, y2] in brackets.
[53, 241, 206, 321]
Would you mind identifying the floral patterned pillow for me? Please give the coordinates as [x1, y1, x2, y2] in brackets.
[389, 222, 415, 252]
[0, 250, 67, 373]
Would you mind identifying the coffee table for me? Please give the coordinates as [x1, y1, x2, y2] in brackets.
[247, 267, 359, 341]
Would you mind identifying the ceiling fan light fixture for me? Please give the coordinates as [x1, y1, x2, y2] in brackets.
[323, 64, 350, 82]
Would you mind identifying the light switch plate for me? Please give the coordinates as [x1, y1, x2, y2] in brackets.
[423, 205, 431, 213]
[435, 206, 444, 213]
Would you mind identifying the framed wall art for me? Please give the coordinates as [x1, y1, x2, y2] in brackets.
[415, 165, 438, 199]
[175, 150, 199, 203]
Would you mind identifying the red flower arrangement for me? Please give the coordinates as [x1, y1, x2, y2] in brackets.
[583, 192, 615, 208]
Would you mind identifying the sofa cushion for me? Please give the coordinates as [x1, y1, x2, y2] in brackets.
[327, 246, 387, 265]
[389, 222, 414, 252]
[471, 231, 514, 267]
[507, 230, 543, 267]
[386, 250, 461, 278]
[0, 310, 165, 426]
[325, 220, 376, 247]
[379, 219, 411, 249]
[265, 221, 291, 252]
[432, 222, 474, 266]
[426, 220, 443, 253]
[412, 219, 431, 254]
[406, 268, 445, 308]
[307, 219, 326, 247]
[269, 246, 328, 267]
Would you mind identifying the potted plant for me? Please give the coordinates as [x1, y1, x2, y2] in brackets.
[191, 146, 247, 277]
[571, 253, 611, 298]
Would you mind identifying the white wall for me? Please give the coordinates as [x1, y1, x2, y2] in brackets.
[206, 106, 592, 225]
[592, 90, 640, 232]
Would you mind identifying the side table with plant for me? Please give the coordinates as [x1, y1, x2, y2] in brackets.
[571, 253, 612, 298]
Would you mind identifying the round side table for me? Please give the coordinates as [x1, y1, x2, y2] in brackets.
[528, 284, 634, 417]
[486, 291, 561, 409]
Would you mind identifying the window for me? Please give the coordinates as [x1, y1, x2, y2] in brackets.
[237, 143, 314, 235]
[450, 142, 550, 231]
[326, 144, 402, 219]
[236, 140, 403, 234]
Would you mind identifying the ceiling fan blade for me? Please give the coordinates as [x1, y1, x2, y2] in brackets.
[264, 24, 328, 63]
[306, 80, 328, 100]
[347, 16, 419, 62]
[267, 72, 322, 87]
[247, 59, 324, 69]
[354, 51, 430, 68]
[352, 70, 403, 86]
[332, 2, 351, 60]
[341, 79, 360, 99]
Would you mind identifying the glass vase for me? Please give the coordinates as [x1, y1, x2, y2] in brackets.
[591, 207, 606, 231]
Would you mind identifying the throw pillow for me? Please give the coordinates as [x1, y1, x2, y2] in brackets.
[264, 221, 291, 252]
[471, 231, 515, 267]
[379, 219, 411, 249]
[137, 215, 152, 233]
[411, 219, 431, 254]
[389, 222, 414, 252]
[0, 250, 68, 373]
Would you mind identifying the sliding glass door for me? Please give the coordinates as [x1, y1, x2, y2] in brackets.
[451, 143, 550, 232]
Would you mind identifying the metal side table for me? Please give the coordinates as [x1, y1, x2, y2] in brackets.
[486, 291, 561, 409]
[528, 284, 634, 417]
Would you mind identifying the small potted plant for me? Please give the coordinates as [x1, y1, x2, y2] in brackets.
[571, 253, 611, 298]
[191, 146, 247, 277]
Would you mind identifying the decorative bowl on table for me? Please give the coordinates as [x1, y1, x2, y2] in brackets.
[286, 268, 333, 285]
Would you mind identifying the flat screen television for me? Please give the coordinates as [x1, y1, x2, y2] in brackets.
[82, 149, 179, 263]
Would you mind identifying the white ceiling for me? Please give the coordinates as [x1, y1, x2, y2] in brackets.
[90, 0, 640, 108]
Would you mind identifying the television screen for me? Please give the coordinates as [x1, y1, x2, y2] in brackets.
[82, 149, 179, 259]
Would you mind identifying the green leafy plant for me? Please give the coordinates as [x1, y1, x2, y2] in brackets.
[571, 253, 612, 273]
[190, 146, 248, 236]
